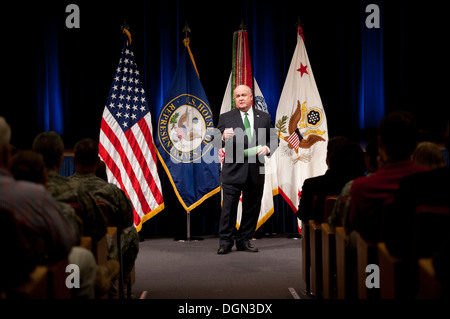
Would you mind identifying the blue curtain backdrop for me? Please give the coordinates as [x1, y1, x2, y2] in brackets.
[5, 0, 448, 237]
[359, 0, 385, 130]
[37, 10, 64, 134]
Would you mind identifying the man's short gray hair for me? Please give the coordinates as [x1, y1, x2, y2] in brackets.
[233, 84, 252, 97]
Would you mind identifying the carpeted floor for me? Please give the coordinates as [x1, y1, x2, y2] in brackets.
[132, 234, 308, 299]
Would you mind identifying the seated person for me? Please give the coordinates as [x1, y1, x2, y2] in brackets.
[32, 131, 107, 242]
[411, 141, 446, 170]
[70, 138, 139, 291]
[349, 111, 428, 243]
[384, 119, 449, 260]
[297, 136, 365, 223]
[0, 207, 40, 294]
[10, 146, 120, 298]
[10, 149, 83, 239]
[0, 118, 77, 264]
[327, 138, 380, 232]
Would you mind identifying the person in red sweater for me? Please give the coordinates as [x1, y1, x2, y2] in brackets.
[349, 111, 428, 243]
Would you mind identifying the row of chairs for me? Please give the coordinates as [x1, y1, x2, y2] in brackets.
[6, 229, 119, 299]
[302, 196, 343, 298]
[4, 257, 71, 299]
[78, 200, 136, 299]
[5, 201, 135, 299]
[302, 196, 448, 299]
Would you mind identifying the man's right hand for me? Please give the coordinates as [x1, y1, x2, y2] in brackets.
[223, 128, 235, 141]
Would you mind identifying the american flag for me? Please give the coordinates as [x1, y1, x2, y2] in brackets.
[287, 128, 303, 150]
[288, 132, 300, 149]
[99, 31, 164, 231]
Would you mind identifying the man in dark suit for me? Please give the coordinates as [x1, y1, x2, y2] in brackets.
[215, 85, 277, 254]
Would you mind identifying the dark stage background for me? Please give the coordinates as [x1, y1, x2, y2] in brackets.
[3, 0, 449, 238]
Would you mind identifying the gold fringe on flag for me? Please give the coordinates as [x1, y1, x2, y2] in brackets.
[123, 27, 132, 44]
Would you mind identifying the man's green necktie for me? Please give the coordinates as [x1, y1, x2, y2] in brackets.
[244, 112, 251, 143]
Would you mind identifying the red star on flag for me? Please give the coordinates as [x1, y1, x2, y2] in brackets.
[297, 63, 308, 77]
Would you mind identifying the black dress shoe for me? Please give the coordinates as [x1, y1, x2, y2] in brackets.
[236, 242, 259, 253]
[217, 245, 232, 255]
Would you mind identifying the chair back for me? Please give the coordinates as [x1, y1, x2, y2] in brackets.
[323, 196, 338, 220]
[415, 205, 449, 259]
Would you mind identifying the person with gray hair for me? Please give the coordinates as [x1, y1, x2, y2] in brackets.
[215, 85, 278, 254]
[0, 116, 98, 298]
[0, 117, 77, 261]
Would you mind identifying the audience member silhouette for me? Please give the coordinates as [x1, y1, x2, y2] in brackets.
[70, 138, 139, 291]
[383, 119, 449, 298]
[32, 131, 107, 242]
[327, 138, 380, 232]
[349, 111, 429, 243]
[0, 207, 40, 294]
[411, 141, 446, 169]
[10, 149, 47, 184]
[297, 136, 366, 223]
[0, 123, 100, 298]
[0, 118, 77, 263]
[10, 150, 83, 239]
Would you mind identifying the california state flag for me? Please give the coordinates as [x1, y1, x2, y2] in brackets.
[274, 26, 328, 233]
[219, 28, 278, 231]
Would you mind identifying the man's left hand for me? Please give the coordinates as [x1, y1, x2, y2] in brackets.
[256, 145, 270, 156]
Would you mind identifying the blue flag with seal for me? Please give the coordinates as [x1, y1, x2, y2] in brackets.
[156, 39, 220, 212]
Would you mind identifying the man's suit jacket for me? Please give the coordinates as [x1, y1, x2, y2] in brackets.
[215, 108, 277, 185]
[296, 169, 355, 223]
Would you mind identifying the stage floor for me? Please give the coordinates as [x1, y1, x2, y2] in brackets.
[133, 234, 307, 299]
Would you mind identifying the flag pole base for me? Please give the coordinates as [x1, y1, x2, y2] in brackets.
[173, 211, 204, 242]
[174, 237, 204, 242]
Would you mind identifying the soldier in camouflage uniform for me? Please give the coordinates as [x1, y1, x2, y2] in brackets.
[32, 132, 107, 242]
[70, 138, 139, 291]
[32, 132, 122, 298]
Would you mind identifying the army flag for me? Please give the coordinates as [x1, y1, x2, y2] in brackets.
[219, 28, 278, 230]
[219, 29, 269, 114]
[274, 26, 328, 233]
[99, 28, 164, 231]
[155, 39, 220, 212]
